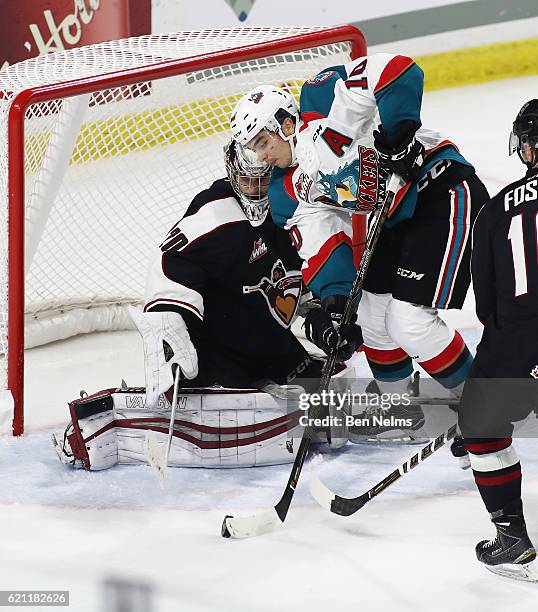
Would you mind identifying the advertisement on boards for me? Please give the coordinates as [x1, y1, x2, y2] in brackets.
[1, 0, 151, 71]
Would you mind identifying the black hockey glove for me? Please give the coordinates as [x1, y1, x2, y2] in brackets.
[303, 295, 363, 362]
[373, 120, 424, 183]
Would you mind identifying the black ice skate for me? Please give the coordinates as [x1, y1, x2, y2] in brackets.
[476, 500, 537, 582]
[349, 379, 426, 443]
[450, 435, 470, 469]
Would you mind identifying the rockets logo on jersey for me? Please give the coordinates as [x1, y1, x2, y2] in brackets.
[294, 172, 313, 202]
[318, 160, 359, 206]
[316, 146, 381, 213]
[249, 238, 268, 263]
[243, 260, 302, 328]
[357, 146, 381, 210]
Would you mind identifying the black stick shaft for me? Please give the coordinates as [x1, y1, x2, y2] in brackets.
[273, 174, 403, 523]
[329, 424, 458, 516]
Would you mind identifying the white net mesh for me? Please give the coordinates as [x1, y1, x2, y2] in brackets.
[0, 27, 358, 410]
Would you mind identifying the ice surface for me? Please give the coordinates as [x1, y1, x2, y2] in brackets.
[2, 77, 538, 611]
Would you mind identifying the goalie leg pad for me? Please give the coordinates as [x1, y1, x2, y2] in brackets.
[52, 390, 119, 470]
[113, 388, 301, 468]
[54, 387, 303, 470]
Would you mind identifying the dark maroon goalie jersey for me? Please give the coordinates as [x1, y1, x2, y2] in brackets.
[144, 178, 304, 358]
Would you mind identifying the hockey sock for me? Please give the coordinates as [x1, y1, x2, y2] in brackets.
[363, 346, 413, 383]
[418, 330, 472, 389]
[464, 437, 522, 513]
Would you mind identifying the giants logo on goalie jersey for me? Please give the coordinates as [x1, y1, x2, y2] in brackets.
[243, 260, 302, 327]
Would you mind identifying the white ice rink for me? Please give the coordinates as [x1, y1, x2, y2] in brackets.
[2, 76, 538, 611]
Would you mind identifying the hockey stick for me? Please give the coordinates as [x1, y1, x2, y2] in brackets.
[144, 365, 181, 489]
[309, 423, 458, 516]
[243, 285, 262, 294]
[221, 173, 403, 539]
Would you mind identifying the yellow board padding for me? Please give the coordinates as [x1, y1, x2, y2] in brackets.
[72, 97, 238, 164]
[416, 37, 538, 92]
[25, 94, 242, 173]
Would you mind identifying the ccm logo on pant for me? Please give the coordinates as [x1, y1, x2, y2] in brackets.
[397, 268, 424, 280]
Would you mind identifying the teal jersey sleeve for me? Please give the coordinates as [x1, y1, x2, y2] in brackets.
[374, 59, 424, 141]
[268, 167, 299, 229]
[299, 65, 347, 117]
[305, 242, 355, 302]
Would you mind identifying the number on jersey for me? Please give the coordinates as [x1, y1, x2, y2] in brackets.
[507, 211, 538, 296]
[345, 59, 368, 90]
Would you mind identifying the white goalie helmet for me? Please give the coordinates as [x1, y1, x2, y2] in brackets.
[230, 85, 299, 148]
[224, 140, 271, 226]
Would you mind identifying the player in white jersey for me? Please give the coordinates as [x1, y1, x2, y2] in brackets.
[52, 142, 362, 471]
[231, 53, 489, 441]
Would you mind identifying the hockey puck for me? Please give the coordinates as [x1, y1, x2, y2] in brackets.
[221, 515, 233, 538]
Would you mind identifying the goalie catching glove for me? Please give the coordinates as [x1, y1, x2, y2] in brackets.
[128, 307, 198, 407]
[373, 120, 424, 182]
[303, 295, 363, 361]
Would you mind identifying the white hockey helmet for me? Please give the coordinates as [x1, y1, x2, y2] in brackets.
[224, 140, 271, 226]
[230, 85, 299, 148]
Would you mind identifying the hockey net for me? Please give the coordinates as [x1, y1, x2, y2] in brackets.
[0, 26, 365, 434]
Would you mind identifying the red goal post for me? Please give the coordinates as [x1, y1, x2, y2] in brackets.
[0, 26, 366, 435]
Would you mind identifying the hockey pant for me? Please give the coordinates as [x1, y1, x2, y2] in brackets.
[357, 291, 473, 392]
[459, 323, 538, 512]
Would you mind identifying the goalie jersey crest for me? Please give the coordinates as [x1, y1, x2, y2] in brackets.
[243, 260, 302, 327]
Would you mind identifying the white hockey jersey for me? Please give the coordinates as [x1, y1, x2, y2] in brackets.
[269, 53, 473, 301]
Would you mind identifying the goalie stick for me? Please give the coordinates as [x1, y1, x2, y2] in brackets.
[144, 365, 181, 489]
[309, 423, 458, 516]
[221, 173, 403, 539]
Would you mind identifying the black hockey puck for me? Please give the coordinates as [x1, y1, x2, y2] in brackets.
[221, 515, 233, 538]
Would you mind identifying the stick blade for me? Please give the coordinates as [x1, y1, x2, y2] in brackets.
[309, 474, 369, 516]
[144, 431, 166, 490]
[221, 508, 283, 539]
[309, 474, 336, 511]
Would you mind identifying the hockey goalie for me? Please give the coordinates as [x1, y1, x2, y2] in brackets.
[52, 141, 362, 471]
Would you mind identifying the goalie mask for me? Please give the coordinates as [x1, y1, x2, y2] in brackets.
[230, 85, 299, 165]
[509, 99, 538, 169]
[224, 140, 271, 226]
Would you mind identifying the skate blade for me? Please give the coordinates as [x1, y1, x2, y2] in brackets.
[349, 431, 428, 444]
[485, 560, 538, 583]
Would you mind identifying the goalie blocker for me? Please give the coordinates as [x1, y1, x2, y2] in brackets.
[53, 385, 312, 470]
